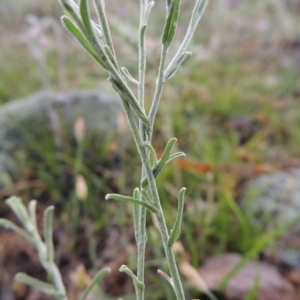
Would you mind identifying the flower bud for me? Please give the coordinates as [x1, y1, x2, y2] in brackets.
[74, 116, 85, 143]
[76, 174, 88, 201]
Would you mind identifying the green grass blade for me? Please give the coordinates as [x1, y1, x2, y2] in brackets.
[79, 267, 111, 300]
[219, 214, 300, 291]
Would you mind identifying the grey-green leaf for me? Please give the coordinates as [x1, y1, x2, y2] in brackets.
[0, 219, 33, 243]
[141, 189, 153, 204]
[164, 0, 208, 79]
[141, 140, 185, 188]
[44, 206, 55, 262]
[28, 200, 37, 227]
[105, 193, 158, 213]
[156, 138, 177, 167]
[61, 16, 107, 69]
[167, 187, 186, 247]
[132, 188, 140, 242]
[121, 67, 139, 84]
[93, 0, 116, 58]
[119, 265, 145, 292]
[162, 0, 181, 47]
[164, 51, 192, 82]
[5, 197, 30, 226]
[166, 152, 186, 164]
[80, 0, 93, 35]
[145, 1, 155, 23]
[103, 45, 118, 70]
[143, 141, 157, 166]
[108, 77, 149, 126]
[166, 0, 172, 10]
[150, 137, 177, 179]
[59, 0, 80, 21]
[15, 273, 58, 296]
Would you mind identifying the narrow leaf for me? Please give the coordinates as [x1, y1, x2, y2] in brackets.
[0, 219, 33, 243]
[94, 24, 103, 38]
[44, 206, 55, 262]
[28, 200, 37, 228]
[15, 273, 58, 296]
[164, 0, 208, 79]
[105, 194, 158, 213]
[93, 0, 116, 58]
[59, 0, 81, 23]
[193, 0, 209, 25]
[60, 0, 106, 52]
[61, 16, 107, 69]
[141, 189, 153, 204]
[145, 1, 155, 23]
[121, 67, 139, 85]
[119, 265, 145, 292]
[167, 187, 186, 247]
[157, 269, 174, 287]
[108, 77, 149, 126]
[80, 0, 93, 35]
[103, 45, 118, 71]
[132, 188, 140, 242]
[79, 267, 111, 300]
[166, 152, 186, 164]
[142, 141, 185, 188]
[143, 141, 157, 166]
[166, 0, 172, 10]
[5, 197, 30, 226]
[155, 138, 177, 172]
[164, 51, 192, 82]
[145, 137, 178, 184]
[162, 0, 181, 47]
[140, 25, 147, 47]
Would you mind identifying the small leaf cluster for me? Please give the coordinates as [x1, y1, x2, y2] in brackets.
[0, 197, 110, 300]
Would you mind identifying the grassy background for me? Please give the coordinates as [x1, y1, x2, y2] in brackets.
[0, 0, 300, 299]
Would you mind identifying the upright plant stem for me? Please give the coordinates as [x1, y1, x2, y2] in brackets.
[134, 26, 185, 299]
[137, 1, 147, 299]
[148, 45, 168, 140]
[138, 0, 147, 109]
[147, 44, 185, 300]
[94, 0, 116, 59]
[120, 100, 185, 300]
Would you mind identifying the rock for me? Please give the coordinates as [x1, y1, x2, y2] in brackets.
[199, 253, 297, 300]
[243, 169, 300, 274]
[0, 90, 130, 187]
[262, 233, 300, 276]
[242, 168, 300, 229]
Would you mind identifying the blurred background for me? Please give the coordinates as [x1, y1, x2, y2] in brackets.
[0, 0, 300, 299]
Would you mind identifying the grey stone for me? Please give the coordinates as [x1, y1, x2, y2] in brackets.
[242, 169, 300, 271]
[0, 90, 130, 186]
[200, 253, 296, 300]
[242, 168, 300, 229]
